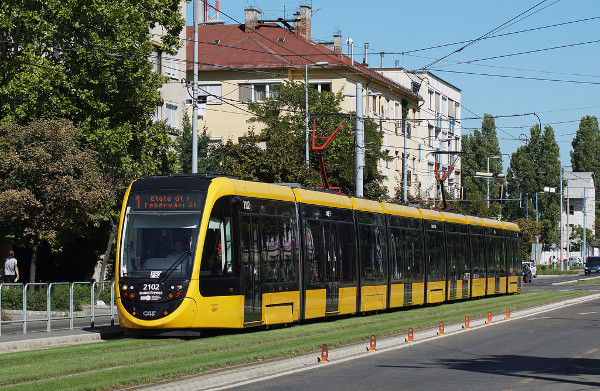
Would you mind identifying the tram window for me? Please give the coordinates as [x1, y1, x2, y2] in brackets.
[337, 222, 356, 284]
[305, 220, 324, 287]
[359, 223, 387, 286]
[424, 229, 445, 282]
[119, 213, 200, 278]
[486, 234, 504, 277]
[200, 215, 234, 278]
[470, 233, 485, 279]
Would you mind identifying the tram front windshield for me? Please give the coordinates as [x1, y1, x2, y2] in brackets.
[120, 212, 201, 279]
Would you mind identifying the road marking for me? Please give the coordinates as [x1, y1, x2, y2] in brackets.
[519, 378, 533, 384]
[586, 349, 598, 354]
[578, 311, 598, 315]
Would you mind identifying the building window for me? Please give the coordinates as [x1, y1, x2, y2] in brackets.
[164, 53, 176, 78]
[165, 102, 178, 128]
[239, 83, 279, 103]
[428, 125, 434, 147]
[198, 84, 222, 105]
[569, 204, 574, 215]
[310, 82, 332, 92]
[412, 82, 419, 94]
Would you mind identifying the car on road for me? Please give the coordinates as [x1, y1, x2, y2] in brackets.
[567, 257, 582, 267]
[523, 263, 532, 283]
[523, 261, 537, 278]
[584, 256, 600, 275]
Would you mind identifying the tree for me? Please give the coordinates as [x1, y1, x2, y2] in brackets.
[569, 225, 595, 252]
[459, 114, 503, 217]
[177, 112, 226, 175]
[0, 0, 184, 280]
[0, 120, 113, 283]
[505, 124, 561, 247]
[215, 81, 388, 199]
[570, 115, 600, 238]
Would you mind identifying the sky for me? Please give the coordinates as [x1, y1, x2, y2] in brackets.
[187, 0, 600, 172]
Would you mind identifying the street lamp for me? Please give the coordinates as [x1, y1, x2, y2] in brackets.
[305, 61, 329, 168]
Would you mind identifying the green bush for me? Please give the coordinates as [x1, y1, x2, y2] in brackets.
[1, 285, 23, 310]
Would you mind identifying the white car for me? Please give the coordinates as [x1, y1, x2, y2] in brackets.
[524, 261, 537, 278]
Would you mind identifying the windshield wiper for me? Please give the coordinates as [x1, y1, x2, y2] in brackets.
[158, 251, 191, 284]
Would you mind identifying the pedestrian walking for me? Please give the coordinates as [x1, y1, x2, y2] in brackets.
[4, 250, 19, 283]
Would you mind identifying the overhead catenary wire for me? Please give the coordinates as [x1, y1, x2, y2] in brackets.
[417, 0, 557, 70]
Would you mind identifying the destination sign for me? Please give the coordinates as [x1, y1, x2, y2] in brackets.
[132, 192, 202, 211]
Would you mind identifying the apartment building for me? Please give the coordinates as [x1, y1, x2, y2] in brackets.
[149, 0, 188, 131]
[562, 172, 596, 255]
[185, 6, 421, 198]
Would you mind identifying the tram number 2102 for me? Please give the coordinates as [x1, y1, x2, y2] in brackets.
[143, 283, 161, 291]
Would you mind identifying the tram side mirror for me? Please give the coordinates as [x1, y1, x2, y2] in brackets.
[230, 196, 242, 206]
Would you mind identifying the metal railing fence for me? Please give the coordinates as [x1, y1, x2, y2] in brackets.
[0, 281, 115, 336]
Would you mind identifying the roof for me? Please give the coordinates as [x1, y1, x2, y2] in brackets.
[186, 23, 419, 100]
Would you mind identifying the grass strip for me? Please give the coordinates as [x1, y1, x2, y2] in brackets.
[0, 290, 590, 390]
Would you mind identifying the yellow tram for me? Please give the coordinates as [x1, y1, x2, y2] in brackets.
[115, 175, 522, 335]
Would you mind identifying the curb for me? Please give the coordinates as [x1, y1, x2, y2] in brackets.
[0, 328, 123, 353]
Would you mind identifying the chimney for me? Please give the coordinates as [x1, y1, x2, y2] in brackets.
[333, 34, 342, 54]
[296, 6, 312, 40]
[363, 43, 369, 66]
[245, 8, 260, 31]
[395, 60, 400, 68]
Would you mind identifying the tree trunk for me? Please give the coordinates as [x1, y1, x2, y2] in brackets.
[100, 222, 118, 281]
[29, 242, 39, 284]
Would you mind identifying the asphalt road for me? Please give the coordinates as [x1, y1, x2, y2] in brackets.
[222, 276, 600, 391]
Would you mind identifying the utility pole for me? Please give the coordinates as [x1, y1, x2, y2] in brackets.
[583, 186, 587, 262]
[402, 117, 407, 203]
[355, 82, 364, 197]
[559, 167, 563, 271]
[192, 0, 205, 173]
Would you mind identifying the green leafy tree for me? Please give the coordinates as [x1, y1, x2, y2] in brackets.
[216, 82, 388, 199]
[0, 120, 113, 283]
[505, 124, 561, 247]
[569, 225, 595, 252]
[177, 112, 225, 174]
[570, 115, 600, 238]
[459, 114, 503, 216]
[0, 0, 184, 280]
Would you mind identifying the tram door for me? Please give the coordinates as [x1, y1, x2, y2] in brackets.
[241, 216, 262, 324]
[323, 222, 340, 313]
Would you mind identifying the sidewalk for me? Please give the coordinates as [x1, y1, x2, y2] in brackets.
[0, 324, 123, 353]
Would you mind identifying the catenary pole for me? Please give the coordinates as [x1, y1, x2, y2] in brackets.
[355, 82, 364, 197]
[192, 0, 205, 173]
